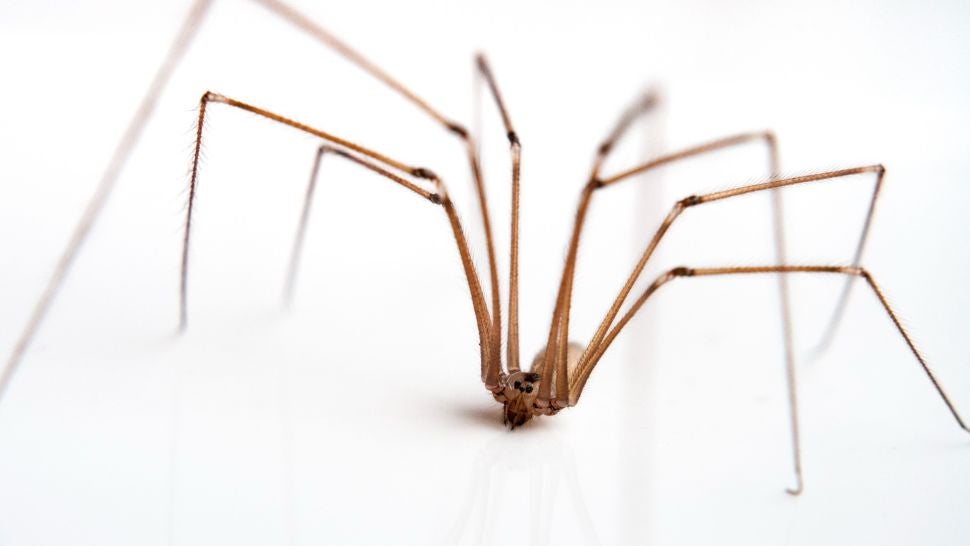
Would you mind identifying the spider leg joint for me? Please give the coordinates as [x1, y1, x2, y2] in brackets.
[411, 167, 438, 180]
[446, 122, 468, 138]
[203, 91, 228, 103]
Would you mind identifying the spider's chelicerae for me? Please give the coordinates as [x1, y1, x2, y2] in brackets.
[2, 0, 967, 498]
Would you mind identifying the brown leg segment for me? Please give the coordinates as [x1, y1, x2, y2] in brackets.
[251, 0, 505, 369]
[182, 93, 495, 385]
[3, 0, 507, 401]
[537, 89, 660, 405]
[564, 167, 889, 489]
[811, 171, 886, 355]
[475, 54, 522, 374]
[0, 0, 214, 402]
[771, 202, 803, 494]
[540, 128, 781, 407]
[570, 165, 888, 401]
[566, 165, 886, 492]
[283, 146, 327, 307]
[766, 142, 801, 493]
[570, 264, 968, 493]
[282, 144, 439, 304]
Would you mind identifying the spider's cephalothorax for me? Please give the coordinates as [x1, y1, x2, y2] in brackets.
[498, 371, 542, 428]
[494, 343, 586, 429]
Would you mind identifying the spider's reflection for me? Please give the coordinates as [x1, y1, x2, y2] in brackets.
[442, 429, 601, 546]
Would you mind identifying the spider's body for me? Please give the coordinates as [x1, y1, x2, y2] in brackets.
[497, 371, 544, 428]
[495, 343, 585, 428]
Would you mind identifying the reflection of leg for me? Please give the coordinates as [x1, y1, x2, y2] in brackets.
[444, 435, 502, 545]
[445, 433, 602, 544]
[564, 445, 602, 546]
[537, 88, 660, 403]
[475, 54, 523, 373]
[276, 344, 297, 545]
[442, 448, 483, 544]
[483, 464, 503, 545]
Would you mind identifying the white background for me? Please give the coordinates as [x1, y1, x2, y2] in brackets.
[1, 0, 968, 544]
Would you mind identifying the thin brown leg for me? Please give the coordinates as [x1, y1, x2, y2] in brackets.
[253, 0, 457, 130]
[811, 173, 886, 356]
[570, 264, 969, 492]
[771, 195, 803, 494]
[475, 54, 523, 374]
[686, 266, 968, 434]
[537, 90, 659, 404]
[539, 129, 781, 406]
[570, 165, 887, 402]
[283, 146, 327, 307]
[250, 0, 505, 370]
[182, 92, 497, 386]
[0, 0, 214, 402]
[2, 0, 506, 402]
[283, 144, 422, 307]
[567, 165, 884, 491]
[767, 145, 803, 494]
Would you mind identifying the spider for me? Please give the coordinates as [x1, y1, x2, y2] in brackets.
[1, 0, 966, 500]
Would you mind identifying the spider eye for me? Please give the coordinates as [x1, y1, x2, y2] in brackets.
[525, 385, 533, 393]
[514, 381, 521, 389]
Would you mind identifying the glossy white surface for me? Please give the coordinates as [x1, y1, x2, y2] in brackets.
[1, 0, 968, 544]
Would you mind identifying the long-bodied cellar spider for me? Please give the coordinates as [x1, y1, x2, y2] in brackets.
[1, 0, 967, 519]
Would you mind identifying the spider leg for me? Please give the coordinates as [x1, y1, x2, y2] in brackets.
[475, 54, 523, 373]
[0, 0, 213, 401]
[571, 165, 887, 394]
[1, 0, 507, 402]
[251, 0, 506, 370]
[281, 144, 436, 305]
[183, 92, 497, 388]
[538, 88, 660, 403]
[810, 173, 886, 357]
[572, 264, 968, 494]
[539, 128, 783, 406]
[567, 165, 892, 494]
[283, 53, 526, 387]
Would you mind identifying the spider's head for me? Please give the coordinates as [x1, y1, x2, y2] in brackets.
[502, 371, 541, 429]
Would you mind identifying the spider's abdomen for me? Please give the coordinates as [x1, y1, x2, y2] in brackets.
[528, 341, 585, 401]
